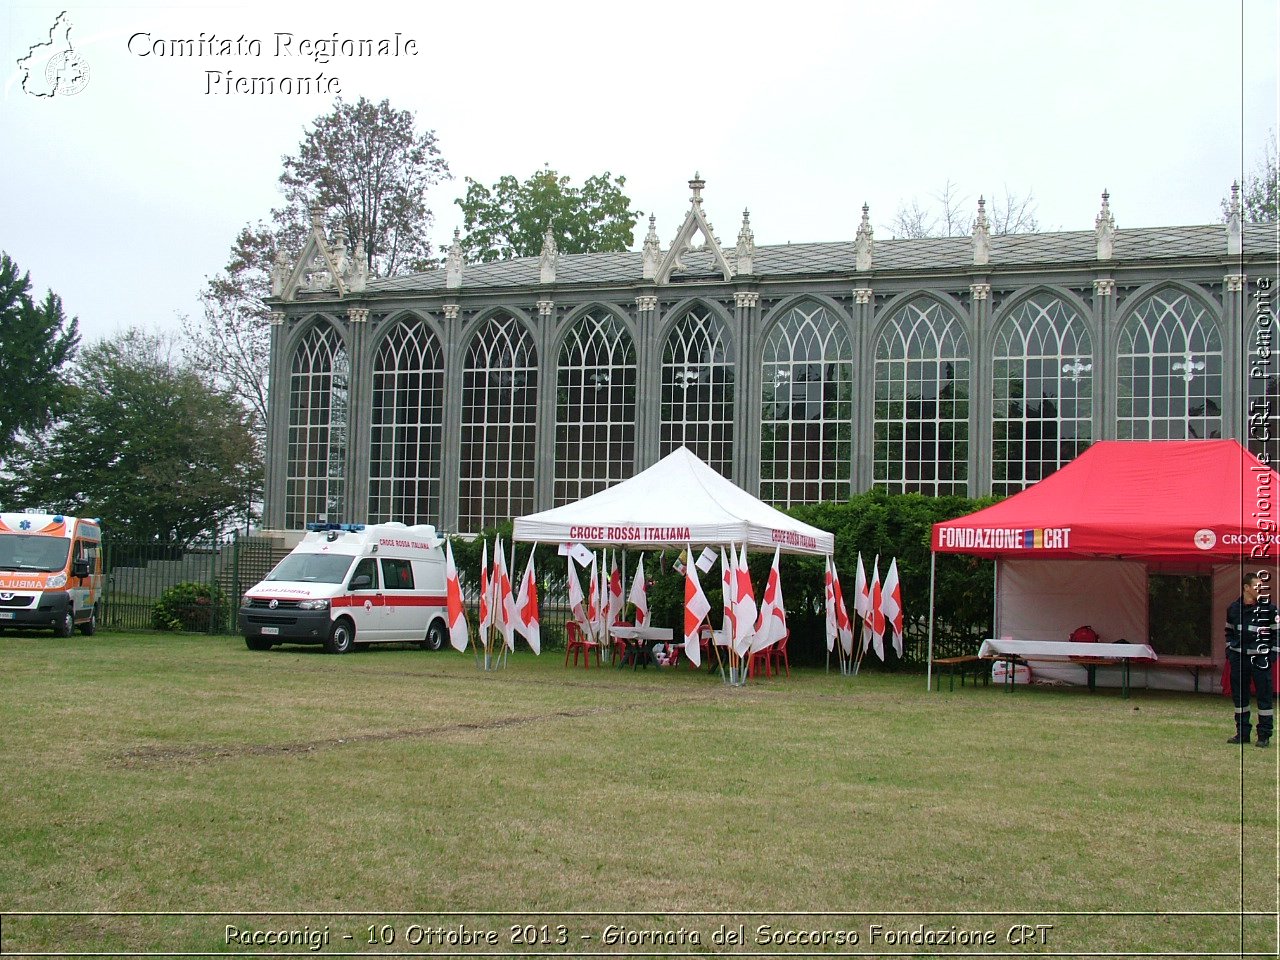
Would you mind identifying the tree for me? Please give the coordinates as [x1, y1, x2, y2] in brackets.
[0, 252, 79, 461]
[1223, 130, 1278, 223]
[0, 329, 262, 544]
[279, 96, 450, 276]
[455, 167, 640, 262]
[187, 96, 450, 438]
[887, 181, 1039, 239]
[183, 221, 286, 435]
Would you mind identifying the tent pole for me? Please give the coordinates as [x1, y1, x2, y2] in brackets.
[927, 551, 937, 692]
[993, 558, 1000, 639]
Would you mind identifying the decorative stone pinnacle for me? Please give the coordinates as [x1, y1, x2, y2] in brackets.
[1095, 189, 1116, 261]
[642, 214, 661, 281]
[855, 202, 874, 272]
[1226, 181, 1243, 256]
[735, 209, 755, 276]
[539, 226, 558, 285]
[972, 197, 991, 267]
[689, 172, 705, 205]
[310, 206, 325, 231]
[445, 228, 464, 289]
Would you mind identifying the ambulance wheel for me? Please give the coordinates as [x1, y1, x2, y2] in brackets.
[245, 636, 275, 651]
[79, 606, 98, 636]
[54, 610, 74, 638]
[423, 619, 447, 652]
[325, 617, 354, 654]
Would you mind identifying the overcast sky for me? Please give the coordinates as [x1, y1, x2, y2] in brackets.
[2, 0, 1277, 345]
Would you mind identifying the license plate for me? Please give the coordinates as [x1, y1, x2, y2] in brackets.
[0, 612, 13, 620]
[260, 626, 279, 635]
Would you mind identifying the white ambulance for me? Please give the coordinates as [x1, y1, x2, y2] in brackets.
[0, 513, 103, 636]
[238, 522, 450, 654]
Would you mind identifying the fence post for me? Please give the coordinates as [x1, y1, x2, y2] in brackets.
[230, 531, 242, 636]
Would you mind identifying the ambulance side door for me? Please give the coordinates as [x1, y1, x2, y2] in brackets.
[346, 557, 385, 640]
[379, 557, 418, 641]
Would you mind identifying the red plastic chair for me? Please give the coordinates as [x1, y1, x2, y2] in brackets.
[611, 620, 631, 664]
[769, 631, 791, 677]
[564, 621, 600, 668]
[747, 631, 789, 678]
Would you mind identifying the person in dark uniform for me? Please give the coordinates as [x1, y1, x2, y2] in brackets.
[1226, 572, 1278, 746]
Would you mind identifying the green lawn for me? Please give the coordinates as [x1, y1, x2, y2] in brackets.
[0, 631, 1275, 956]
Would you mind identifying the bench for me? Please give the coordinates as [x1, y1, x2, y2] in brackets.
[933, 655, 989, 691]
[1141, 655, 1214, 692]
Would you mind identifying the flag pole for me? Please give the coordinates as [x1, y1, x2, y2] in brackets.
[926, 551, 937, 692]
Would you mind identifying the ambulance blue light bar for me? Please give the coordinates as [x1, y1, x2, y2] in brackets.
[305, 522, 366, 532]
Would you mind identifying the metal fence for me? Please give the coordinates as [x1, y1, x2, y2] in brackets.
[101, 534, 289, 633]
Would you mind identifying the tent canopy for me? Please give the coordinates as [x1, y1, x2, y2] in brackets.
[513, 447, 834, 555]
[932, 440, 1277, 565]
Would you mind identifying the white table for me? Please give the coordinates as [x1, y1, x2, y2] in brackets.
[609, 625, 674, 668]
[976, 639, 1158, 697]
[609, 625, 673, 643]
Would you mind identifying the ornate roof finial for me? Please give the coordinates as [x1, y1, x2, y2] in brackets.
[735, 208, 755, 276]
[972, 196, 991, 267]
[689, 171, 705, 206]
[539, 226, 558, 285]
[270, 249, 291, 298]
[1226, 180, 1243, 256]
[855, 202, 875, 272]
[348, 238, 367, 293]
[310, 206, 325, 232]
[1095, 189, 1116, 261]
[642, 214, 661, 280]
[445, 227, 464, 289]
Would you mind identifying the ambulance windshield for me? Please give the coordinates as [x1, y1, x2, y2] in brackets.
[265, 553, 354, 584]
[0, 534, 72, 572]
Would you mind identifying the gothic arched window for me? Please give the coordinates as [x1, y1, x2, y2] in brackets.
[874, 299, 969, 495]
[554, 309, 637, 505]
[459, 313, 538, 534]
[759, 300, 853, 506]
[992, 293, 1093, 494]
[286, 322, 348, 528]
[660, 306, 736, 476]
[369, 317, 444, 525]
[1117, 290, 1221, 440]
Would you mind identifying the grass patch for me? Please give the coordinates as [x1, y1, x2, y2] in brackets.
[0, 631, 1275, 955]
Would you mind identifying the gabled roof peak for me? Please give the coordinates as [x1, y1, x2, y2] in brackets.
[655, 173, 735, 284]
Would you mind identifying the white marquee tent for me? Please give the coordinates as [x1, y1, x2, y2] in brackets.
[512, 447, 833, 557]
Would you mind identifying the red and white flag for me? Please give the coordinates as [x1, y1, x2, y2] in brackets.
[683, 544, 711, 667]
[586, 554, 601, 642]
[478, 541, 492, 640]
[444, 541, 470, 652]
[608, 552, 624, 628]
[752, 547, 787, 653]
[854, 552, 870, 648]
[721, 544, 737, 643]
[868, 555, 885, 661]
[495, 539, 516, 651]
[627, 555, 648, 626]
[832, 558, 853, 656]
[514, 548, 541, 654]
[824, 556, 837, 653]
[733, 545, 758, 656]
[881, 557, 904, 658]
[567, 554, 587, 633]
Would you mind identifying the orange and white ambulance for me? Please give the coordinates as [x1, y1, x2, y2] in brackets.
[0, 513, 103, 636]
[238, 522, 449, 654]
